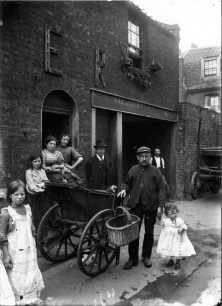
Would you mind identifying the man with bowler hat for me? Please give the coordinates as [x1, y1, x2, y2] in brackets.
[118, 146, 165, 269]
[85, 140, 116, 191]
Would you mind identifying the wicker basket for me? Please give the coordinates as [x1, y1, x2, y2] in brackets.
[105, 206, 140, 247]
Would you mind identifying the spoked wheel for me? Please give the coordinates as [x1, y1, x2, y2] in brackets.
[191, 172, 201, 199]
[78, 209, 119, 277]
[37, 203, 81, 263]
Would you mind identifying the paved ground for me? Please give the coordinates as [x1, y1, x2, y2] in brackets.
[38, 191, 221, 306]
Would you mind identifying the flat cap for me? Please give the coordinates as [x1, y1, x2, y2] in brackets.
[137, 146, 151, 154]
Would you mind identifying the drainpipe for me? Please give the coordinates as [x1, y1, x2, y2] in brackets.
[196, 108, 202, 169]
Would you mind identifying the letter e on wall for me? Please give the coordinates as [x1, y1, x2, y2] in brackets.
[45, 24, 62, 76]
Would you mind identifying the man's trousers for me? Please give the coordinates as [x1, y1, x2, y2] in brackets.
[128, 203, 157, 263]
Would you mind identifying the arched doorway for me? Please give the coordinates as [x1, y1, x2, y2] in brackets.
[42, 90, 78, 147]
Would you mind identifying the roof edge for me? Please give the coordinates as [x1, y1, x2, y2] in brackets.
[122, 0, 180, 39]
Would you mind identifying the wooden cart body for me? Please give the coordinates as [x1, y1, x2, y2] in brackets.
[191, 147, 221, 199]
[37, 182, 120, 277]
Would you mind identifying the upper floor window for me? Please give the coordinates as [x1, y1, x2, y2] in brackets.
[128, 19, 143, 68]
[204, 59, 217, 77]
[205, 95, 220, 112]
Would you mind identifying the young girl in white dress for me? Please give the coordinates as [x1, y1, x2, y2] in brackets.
[0, 180, 44, 305]
[0, 248, 15, 305]
[156, 203, 196, 269]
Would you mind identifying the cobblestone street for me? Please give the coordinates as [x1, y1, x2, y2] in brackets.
[39, 191, 221, 306]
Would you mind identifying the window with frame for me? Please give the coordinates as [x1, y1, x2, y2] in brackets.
[204, 59, 217, 77]
[205, 95, 220, 112]
[128, 19, 143, 69]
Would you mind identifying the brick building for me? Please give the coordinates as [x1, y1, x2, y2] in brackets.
[179, 45, 221, 112]
[177, 45, 221, 198]
[0, 1, 180, 197]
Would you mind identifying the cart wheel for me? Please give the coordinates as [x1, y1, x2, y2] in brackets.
[37, 203, 80, 263]
[191, 172, 201, 199]
[78, 209, 119, 277]
[210, 179, 221, 193]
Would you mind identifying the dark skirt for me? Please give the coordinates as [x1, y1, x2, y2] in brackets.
[47, 172, 63, 182]
[28, 191, 51, 230]
[63, 172, 84, 185]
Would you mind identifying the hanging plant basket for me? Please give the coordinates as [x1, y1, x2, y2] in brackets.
[127, 66, 151, 88]
[150, 63, 162, 72]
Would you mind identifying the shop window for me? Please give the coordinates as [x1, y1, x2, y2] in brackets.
[128, 19, 143, 69]
[205, 95, 220, 112]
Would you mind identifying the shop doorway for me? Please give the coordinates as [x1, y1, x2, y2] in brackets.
[95, 109, 116, 157]
[95, 108, 119, 185]
[93, 109, 176, 197]
[42, 90, 78, 148]
[122, 113, 175, 196]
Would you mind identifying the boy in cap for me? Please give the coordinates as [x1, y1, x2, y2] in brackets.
[118, 146, 165, 269]
[85, 140, 116, 191]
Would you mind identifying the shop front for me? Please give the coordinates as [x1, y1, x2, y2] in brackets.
[91, 89, 177, 198]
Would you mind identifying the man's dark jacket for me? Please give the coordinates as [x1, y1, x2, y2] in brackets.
[85, 155, 112, 189]
[121, 164, 165, 211]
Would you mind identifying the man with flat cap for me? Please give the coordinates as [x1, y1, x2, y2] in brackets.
[85, 139, 116, 191]
[118, 146, 166, 269]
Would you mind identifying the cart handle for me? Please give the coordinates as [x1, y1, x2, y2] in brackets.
[114, 206, 132, 225]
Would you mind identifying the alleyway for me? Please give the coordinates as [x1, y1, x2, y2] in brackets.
[38, 191, 221, 306]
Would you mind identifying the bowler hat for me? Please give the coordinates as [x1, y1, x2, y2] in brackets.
[137, 146, 151, 154]
[94, 139, 108, 148]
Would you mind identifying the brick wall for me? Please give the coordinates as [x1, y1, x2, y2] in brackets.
[176, 102, 221, 199]
[0, 1, 179, 187]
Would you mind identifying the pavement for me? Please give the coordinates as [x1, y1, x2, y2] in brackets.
[38, 191, 221, 306]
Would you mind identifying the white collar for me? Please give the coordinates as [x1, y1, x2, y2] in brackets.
[96, 154, 104, 161]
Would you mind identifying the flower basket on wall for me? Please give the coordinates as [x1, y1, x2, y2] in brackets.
[150, 59, 162, 72]
[127, 66, 151, 88]
[150, 63, 162, 72]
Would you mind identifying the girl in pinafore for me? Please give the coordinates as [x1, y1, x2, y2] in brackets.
[0, 180, 44, 305]
[156, 203, 196, 270]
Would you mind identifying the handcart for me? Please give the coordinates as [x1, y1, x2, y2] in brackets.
[191, 146, 221, 199]
[37, 182, 139, 277]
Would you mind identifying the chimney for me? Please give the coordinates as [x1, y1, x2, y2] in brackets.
[191, 44, 198, 49]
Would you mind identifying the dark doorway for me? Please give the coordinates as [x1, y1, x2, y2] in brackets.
[96, 109, 116, 158]
[95, 108, 119, 185]
[42, 90, 77, 148]
[122, 113, 173, 187]
[42, 112, 70, 146]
